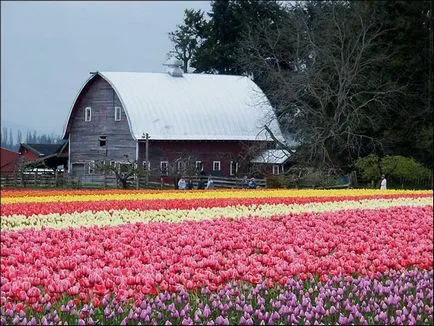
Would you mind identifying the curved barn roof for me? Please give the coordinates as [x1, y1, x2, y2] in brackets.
[63, 71, 284, 142]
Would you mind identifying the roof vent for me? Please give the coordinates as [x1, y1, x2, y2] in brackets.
[163, 58, 184, 77]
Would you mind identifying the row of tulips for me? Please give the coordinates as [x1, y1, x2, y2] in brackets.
[1, 205, 432, 306]
[1, 269, 432, 325]
[1, 192, 432, 218]
[3, 188, 429, 198]
[1, 188, 431, 204]
[1, 196, 432, 231]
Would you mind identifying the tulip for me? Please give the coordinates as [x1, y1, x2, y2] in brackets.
[203, 304, 211, 318]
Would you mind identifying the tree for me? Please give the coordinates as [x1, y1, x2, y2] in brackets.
[167, 9, 209, 73]
[16, 130, 22, 146]
[359, 1, 433, 167]
[194, 0, 287, 74]
[95, 161, 149, 189]
[1, 127, 8, 148]
[237, 1, 401, 169]
[355, 154, 432, 188]
[8, 129, 13, 148]
[168, 0, 287, 75]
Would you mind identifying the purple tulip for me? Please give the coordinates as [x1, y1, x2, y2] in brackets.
[215, 315, 229, 325]
[329, 306, 336, 315]
[203, 304, 211, 318]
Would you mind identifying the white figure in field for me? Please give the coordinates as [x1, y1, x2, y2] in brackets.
[206, 176, 215, 189]
[178, 176, 187, 190]
[380, 174, 387, 190]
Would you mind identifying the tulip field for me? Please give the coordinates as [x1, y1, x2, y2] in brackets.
[0, 188, 433, 325]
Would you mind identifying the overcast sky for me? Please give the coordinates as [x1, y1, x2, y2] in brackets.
[1, 1, 211, 137]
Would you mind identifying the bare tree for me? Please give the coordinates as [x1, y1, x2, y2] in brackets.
[237, 1, 402, 169]
[95, 160, 149, 189]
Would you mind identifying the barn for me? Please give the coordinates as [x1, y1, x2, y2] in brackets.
[62, 63, 288, 183]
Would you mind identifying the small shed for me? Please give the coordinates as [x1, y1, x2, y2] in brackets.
[18, 142, 68, 170]
[251, 149, 293, 175]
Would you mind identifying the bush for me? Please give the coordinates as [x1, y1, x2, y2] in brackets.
[355, 154, 432, 188]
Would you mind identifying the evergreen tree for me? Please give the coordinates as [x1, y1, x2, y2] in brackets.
[192, 0, 286, 75]
[1, 127, 7, 148]
[358, 1, 433, 167]
[168, 0, 287, 75]
[8, 129, 14, 149]
[168, 9, 209, 72]
[16, 130, 22, 146]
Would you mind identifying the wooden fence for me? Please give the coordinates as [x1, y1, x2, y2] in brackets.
[1, 172, 61, 188]
[1, 172, 266, 190]
[160, 175, 267, 190]
[135, 175, 266, 190]
[2, 170, 431, 190]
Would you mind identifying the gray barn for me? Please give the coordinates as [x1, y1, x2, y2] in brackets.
[62, 67, 288, 182]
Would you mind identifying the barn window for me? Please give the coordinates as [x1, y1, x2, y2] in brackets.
[230, 161, 238, 176]
[195, 161, 203, 172]
[213, 161, 221, 171]
[99, 136, 107, 147]
[160, 161, 169, 175]
[143, 161, 150, 170]
[177, 161, 185, 173]
[272, 164, 281, 175]
[114, 107, 122, 121]
[85, 107, 92, 122]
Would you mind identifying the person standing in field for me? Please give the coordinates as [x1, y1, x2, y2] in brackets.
[248, 177, 257, 189]
[178, 176, 187, 190]
[380, 174, 387, 190]
[241, 176, 249, 189]
[206, 176, 215, 189]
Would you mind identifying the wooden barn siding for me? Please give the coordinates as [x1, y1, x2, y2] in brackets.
[69, 76, 135, 176]
[138, 140, 262, 177]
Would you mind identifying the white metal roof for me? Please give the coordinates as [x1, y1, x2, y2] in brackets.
[65, 71, 284, 142]
[250, 149, 292, 164]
